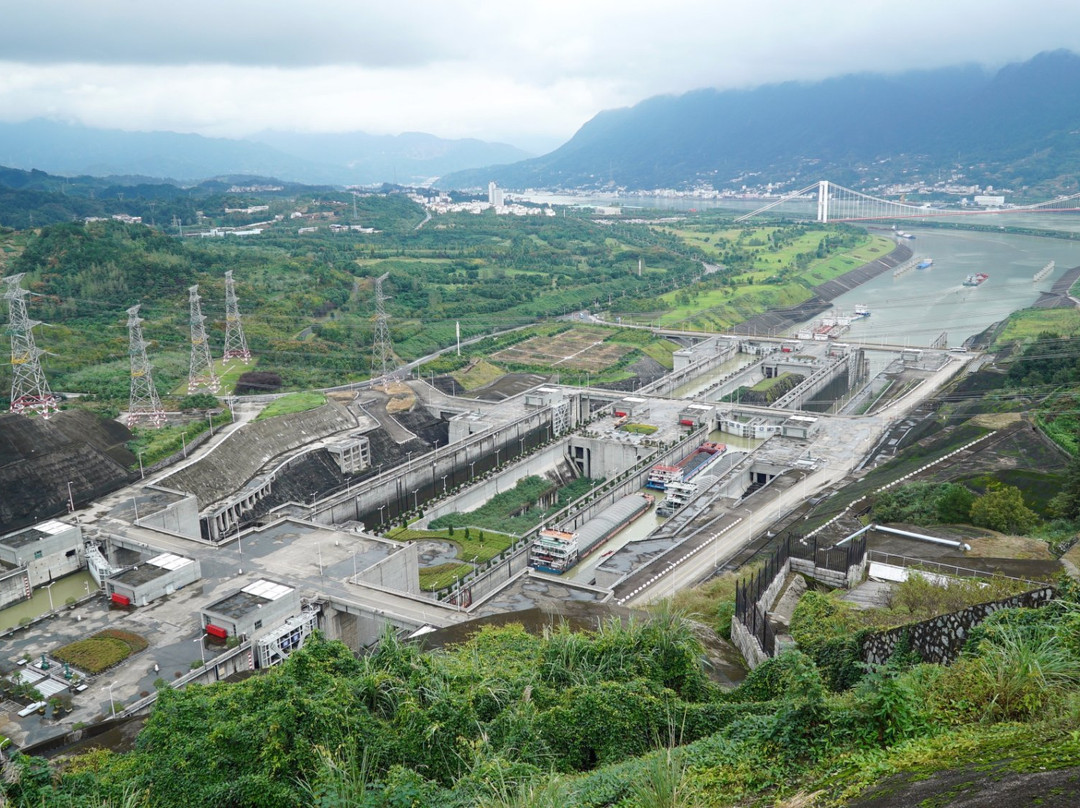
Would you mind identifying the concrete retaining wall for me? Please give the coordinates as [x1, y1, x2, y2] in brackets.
[161, 401, 356, 510]
[118, 640, 254, 717]
[862, 587, 1057, 665]
[356, 544, 420, 595]
[312, 408, 560, 532]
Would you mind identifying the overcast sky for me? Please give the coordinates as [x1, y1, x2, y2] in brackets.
[3, 1, 1080, 153]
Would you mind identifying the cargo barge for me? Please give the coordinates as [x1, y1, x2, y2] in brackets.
[529, 493, 655, 574]
[645, 441, 727, 490]
[962, 272, 988, 287]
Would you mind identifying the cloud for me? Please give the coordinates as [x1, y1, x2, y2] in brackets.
[0, 1, 462, 68]
[2, 0, 1080, 148]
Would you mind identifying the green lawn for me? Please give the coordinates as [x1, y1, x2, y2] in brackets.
[993, 307, 1080, 347]
[128, 411, 233, 468]
[255, 392, 327, 420]
[418, 562, 474, 592]
[386, 526, 515, 564]
[750, 372, 795, 393]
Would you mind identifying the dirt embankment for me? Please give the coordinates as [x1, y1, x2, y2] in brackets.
[732, 241, 913, 335]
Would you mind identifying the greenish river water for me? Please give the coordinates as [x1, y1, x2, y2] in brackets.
[0, 572, 97, 632]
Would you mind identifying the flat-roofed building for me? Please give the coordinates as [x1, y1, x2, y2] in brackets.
[200, 579, 301, 642]
[0, 520, 83, 587]
[105, 552, 201, 607]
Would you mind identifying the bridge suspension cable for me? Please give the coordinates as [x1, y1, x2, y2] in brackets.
[736, 180, 1080, 223]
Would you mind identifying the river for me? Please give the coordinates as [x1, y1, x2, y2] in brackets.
[811, 228, 1080, 348]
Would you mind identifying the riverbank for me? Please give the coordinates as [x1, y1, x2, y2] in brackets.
[731, 241, 913, 335]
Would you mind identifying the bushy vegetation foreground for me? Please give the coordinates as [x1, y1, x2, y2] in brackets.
[6, 585, 1080, 807]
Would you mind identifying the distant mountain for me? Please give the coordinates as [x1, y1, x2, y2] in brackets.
[250, 131, 532, 186]
[441, 50, 1080, 195]
[0, 120, 533, 186]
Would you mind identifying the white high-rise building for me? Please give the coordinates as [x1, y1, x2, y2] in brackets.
[488, 181, 504, 208]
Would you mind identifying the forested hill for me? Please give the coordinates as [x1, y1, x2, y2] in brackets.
[442, 50, 1080, 195]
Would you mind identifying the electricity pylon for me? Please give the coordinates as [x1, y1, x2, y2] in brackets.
[127, 305, 165, 428]
[222, 270, 251, 364]
[2, 273, 57, 418]
[187, 285, 219, 394]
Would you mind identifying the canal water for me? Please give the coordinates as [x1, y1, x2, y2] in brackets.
[0, 572, 98, 632]
[565, 431, 762, 583]
[672, 355, 757, 398]
[799, 228, 1080, 348]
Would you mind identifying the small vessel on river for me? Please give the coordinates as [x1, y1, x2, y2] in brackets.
[963, 273, 989, 287]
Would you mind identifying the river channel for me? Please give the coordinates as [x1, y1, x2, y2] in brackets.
[812, 228, 1080, 348]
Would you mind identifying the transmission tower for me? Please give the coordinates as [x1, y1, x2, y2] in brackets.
[222, 270, 251, 364]
[371, 272, 395, 387]
[2, 273, 58, 418]
[126, 305, 165, 428]
[187, 285, 219, 394]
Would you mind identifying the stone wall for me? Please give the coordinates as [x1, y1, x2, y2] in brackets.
[862, 587, 1057, 666]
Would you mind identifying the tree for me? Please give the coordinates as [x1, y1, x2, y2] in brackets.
[970, 482, 1038, 534]
[1049, 447, 1080, 520]
[936, 483, 975, 523]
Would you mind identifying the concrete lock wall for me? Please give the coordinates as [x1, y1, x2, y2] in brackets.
[862, 587, 1057, 666]
[451, 545, 532, 608]
[416, 439, 568, 529]
[25, 546, 84, 588]
[136, 494, 201, 539]
[314, 409, 559, 531]
[642, 339, 738, 396]
[0, 567, 30, 610]
[566, 436, 651, 480]
[357, 544, 420, 594]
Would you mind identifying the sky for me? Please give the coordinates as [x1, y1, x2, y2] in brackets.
[3, 1, 1080, 154]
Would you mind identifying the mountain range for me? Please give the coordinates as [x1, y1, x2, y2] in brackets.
[0, 120, 532, 187]
[442, 50, 1080, 195]
[3, 50, 1080, 196]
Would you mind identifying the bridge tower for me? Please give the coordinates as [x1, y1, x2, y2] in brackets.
[817, 180, 830, 223]
[2, 273, 57, 418]
[188, 285, 219, 394]
[222, 270, 251, 364]
[371, 272, 395, 387]
[126, 305, 166, 428]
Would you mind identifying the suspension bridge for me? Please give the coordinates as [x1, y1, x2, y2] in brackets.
[735, 180, 1080, 223]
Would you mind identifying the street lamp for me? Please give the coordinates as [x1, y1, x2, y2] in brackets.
[107, 682, 116, 716]
[193, 634, 206, 668]
[412, 489, 419, 510]
[441, 474, 448, 494]
[44, 581, 56, 612]
[138, 451, 145, 479]
[469, 461, 476, 480]
[67, 481, 75, 513]
[378, 504, 386, 526]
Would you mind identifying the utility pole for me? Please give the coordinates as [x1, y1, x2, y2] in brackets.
[126, 305, 165, 428]
[187, 285, 219, 394]
[222, 271, 252, 364]
[3, 274, 57, 418]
